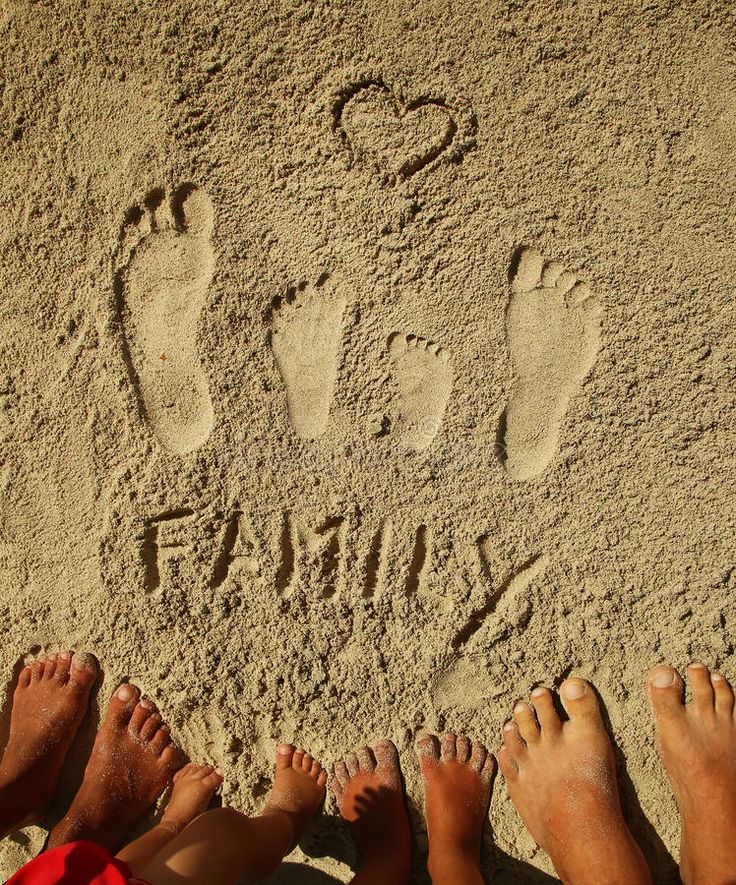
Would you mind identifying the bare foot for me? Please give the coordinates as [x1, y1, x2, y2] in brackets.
[0, 651, 97, 836]
[262, 744, 327, 848]
[47, 683, 182, 851]
[498, 678, 651, 885]
[332, 739, 411, 884]
[416, 733, 495, 885]
[648, 663, 736, 885]
[160, 763, 224, 834]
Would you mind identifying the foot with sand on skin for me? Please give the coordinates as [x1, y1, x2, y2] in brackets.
[648, 662, 736, 885]
[499, 677, 652, 885]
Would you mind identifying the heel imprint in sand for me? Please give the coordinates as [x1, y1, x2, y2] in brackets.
[501, 248, 601, 481]
[114, 185, 216, 456]
[389, 333, 452, 452]
[269, 275, 347, 441]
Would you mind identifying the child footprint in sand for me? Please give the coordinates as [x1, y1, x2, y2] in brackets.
[389, 333, 453, 451]
[270, 275, 347, 440]
[115, 186, 216, 456]
[502, 248, 601, 481]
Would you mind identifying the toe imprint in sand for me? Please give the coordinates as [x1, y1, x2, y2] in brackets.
[270, 276, 347, 440]
[114, 185, 215, 456]
[501, 248, 601, 481]
[388, 333, 452, 452]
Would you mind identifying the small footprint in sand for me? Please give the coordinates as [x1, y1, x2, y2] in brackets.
[389, 333, 452, 451]
[270, 275, 347, 440]
[115, 186, 215, 455]
[502, 247, 601, 481]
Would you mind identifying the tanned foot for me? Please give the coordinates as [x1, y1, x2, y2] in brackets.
[332, 739, 412, 885]
[47, 683, 182, 852]
[262, 744, 327, 849]
[416, 733, 495, 885]
[648, 663, 736, 885]
[0, 651, 97, 836]
[498, 678, 652, 885]
[159, 763, 224, 834]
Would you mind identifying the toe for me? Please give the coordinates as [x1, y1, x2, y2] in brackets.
[440, 733, 457, 763]
[345, 752, 359, 777]
[68, 653, 97, 693]
[530, 686, 562, 736]
[17, 665, 32, 689]
[455, 735, 471, 763]
[140, 713, 162, 741]
[511, 248, 544, 293]
[334, 760, 350, 787]
[309, 759, 323, 779]
[560, 678, 602, 727]
[568, 281, 592, 304]
[374, 739, 400, 771]
[55, 651, 72, 683]
[107, 684, 141, 726]
[481, 752, 496, 783]
[469, 741, 487, 774]
[356, 746, 376, 773]
[416, 734, 440, 764]
[150, 726, 171, 755]
[128, 699, 157, 735]
[30, 658, 45, 683]
[317, 770, 328, 788]
[647, 666, 685, 721]
[159, 743, 181, 772]
[203, 769, 224, 789]
[513, 701, 540, 744]
[502, 721, 526, 765]
[712, 672, 735, 716]
[497, 746, 518, 781]
[276, 744, 296, 770]
[556, 271, 577, 294]
[301, 753, 314, 772]
[292, 748, 306, 770]
[541, 260, 563, 287]
[688, 662, 715, 713]
[43, 654, 58, 679]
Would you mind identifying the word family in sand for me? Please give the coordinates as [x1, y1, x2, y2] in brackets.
[115, 185, 601, 481]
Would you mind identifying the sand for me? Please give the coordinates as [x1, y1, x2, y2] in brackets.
[1, 0, 734, 881]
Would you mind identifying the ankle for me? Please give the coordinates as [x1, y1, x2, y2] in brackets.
[427, 847, 483, 883]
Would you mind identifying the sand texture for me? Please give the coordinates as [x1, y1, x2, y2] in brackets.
[1, 0, 735, 880]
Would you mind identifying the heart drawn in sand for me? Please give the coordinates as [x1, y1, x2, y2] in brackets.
[336, 83, 457, 180]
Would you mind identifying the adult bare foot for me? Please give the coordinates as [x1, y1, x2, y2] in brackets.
[46, 683, 182, 852]
[499, 678, 651, 885]
[160, 763, 224, 834]
[648, 662, 736, 885]
[332, 739, 411, 885]
[262, 744, 327, 849]
[416, 733, 495, 885]
[0, 651, 97, 837]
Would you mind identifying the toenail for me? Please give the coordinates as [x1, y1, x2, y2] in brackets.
[531, 687, 547, 698]
[47, 653, 57, 661]
[140, 699, 155, 710]
[514, 701, 527, 713]
[503, 721, 516, 732]
[116, 685, 134, 702]
[215, 768, 224, 776]
[689, 661, 706, 669]
[563, 679, 587, 699]
[72, 652, 96, 671]
[713, 673, 725, 681]
[650, 669, 675, 688]
[59, 651, 71, 661]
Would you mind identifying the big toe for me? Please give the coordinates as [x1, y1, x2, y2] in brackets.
[68, 653, 98, 693]
[560, 677, 602, 728]
[647, 666, 685, 720]
[106, 683, 141, 727]
[275, 744, 296, 770]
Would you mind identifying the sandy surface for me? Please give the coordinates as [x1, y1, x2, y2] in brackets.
[1, 0, 735, 881]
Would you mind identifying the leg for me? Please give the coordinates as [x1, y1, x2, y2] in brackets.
[116, 763, 224, 869]
[498, 677, 652, 885]
[136, 744, 326, 884]
[331, 739, 412, 885]
[648, 662, 736, 885]
[416, 733, 494, 885]
[0, 651, 97, 838]
[47, 683, 182, 852]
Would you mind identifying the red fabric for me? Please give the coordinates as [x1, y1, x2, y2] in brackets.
[6, 841, 149, 885]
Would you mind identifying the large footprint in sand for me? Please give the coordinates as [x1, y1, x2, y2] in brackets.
[502, 248, 601, 481]
[389, 333, 453, 451]
[270, 276, 347, 440]
[115, 186, 215, 455]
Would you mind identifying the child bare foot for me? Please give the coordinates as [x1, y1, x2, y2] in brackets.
[499, 678, 651, 885]
[416, 733, 495, 885]
[161, 763, 224, 833]
[332, 739, 411, 884]
[262, 744, 327, 848]
[648, 663, 736, 885]
[47, 683, 182, 852]
[0, 651, 97, 836]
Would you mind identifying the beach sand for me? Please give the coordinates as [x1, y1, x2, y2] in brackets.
[1, 0, 734, 880]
